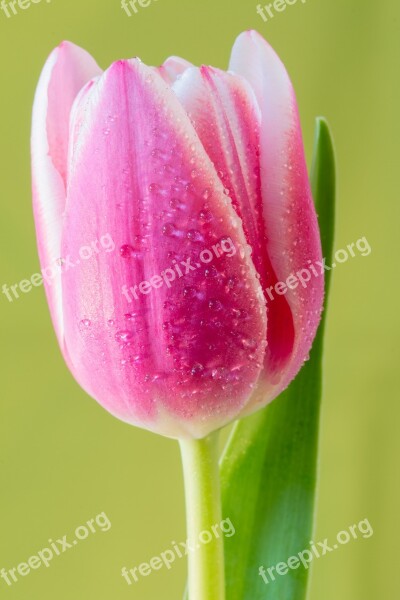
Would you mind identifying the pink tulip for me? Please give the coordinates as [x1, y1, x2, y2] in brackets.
[32, 30, 323, 439]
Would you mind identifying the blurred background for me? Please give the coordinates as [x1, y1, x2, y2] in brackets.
[0, 0, 398, 598]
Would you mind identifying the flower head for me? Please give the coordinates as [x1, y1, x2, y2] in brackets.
[32, 31, 323, 438]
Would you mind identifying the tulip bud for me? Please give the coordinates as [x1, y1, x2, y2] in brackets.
[32, 31, 323, 439]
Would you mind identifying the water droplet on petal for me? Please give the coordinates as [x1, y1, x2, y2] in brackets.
[199, 209, 213, 223]
[205, 266, 218, 278]
[226, 277, 236, 291]
[120, 244, 133, 258]
[191, 363, 204, 376]
[169, 197, 185, 210]
[162, 223, 180, 237]
[187, 229, 204, 243]
[115, 330, 134, 343]
[124, 312, 138, 321]
[183, 286, 197, 298]
[211, 367, 228, 381]
[240, 337, 257, 350]
[209, 299, 222, 311]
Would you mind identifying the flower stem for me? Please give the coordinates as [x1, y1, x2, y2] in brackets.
[179, 432, 225, 600]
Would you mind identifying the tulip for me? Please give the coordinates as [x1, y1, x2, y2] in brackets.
[32, 30, 324, 600]
[31, 30, 323, 441]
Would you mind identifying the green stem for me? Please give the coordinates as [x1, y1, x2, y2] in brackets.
[179, 432, 225, 600]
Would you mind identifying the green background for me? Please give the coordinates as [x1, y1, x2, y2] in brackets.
[0, 0, 398, 598]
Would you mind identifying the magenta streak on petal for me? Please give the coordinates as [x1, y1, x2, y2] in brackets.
[173, 66, 295, 375]
[61, 60, 266, 437]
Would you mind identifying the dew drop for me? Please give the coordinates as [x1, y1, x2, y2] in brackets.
[199, 209, 213, 223]
[115, 330, 134, 343]
[120, 244, 142, 259]
[169, 197, 184, 210]
[204, 265, 218, 278]
[162, 223, 179, 237]
[191, 363, 204, 376]
[211, 367, 228, 381]
[240, 337, 257, 350]
[183, 286, 197, 298]
[124, 312, 138, 321]
[187, 229, 204, 243]
[209, 299, 222, 311]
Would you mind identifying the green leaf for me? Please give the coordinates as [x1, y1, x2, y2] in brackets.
[220, 118, 336, 600]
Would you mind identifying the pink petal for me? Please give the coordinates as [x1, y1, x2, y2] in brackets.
[68, 76, 101, 169]
[157, 56, 193, 84]
[229, 30, 324, 412]
[31, 41, 102, 343]
[61, 59, 266, 438]
[173, 65, 295, 378]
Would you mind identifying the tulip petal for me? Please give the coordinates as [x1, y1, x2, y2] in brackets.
[173, 65, 298, 379]
[62, 60, 266, 438]
[229, 30, 324, 410]
[31, 42, 102, 343]
[157, 56, 193, 84]
[68, 76, 101, 169]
